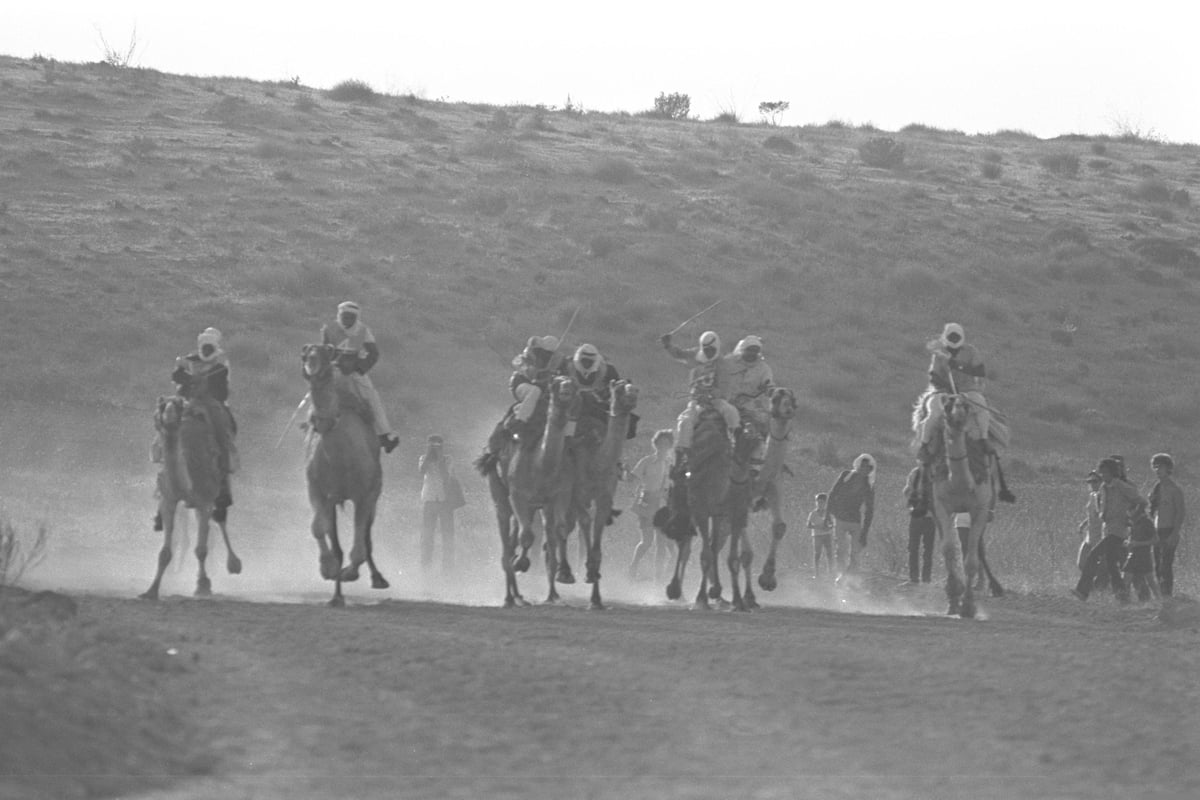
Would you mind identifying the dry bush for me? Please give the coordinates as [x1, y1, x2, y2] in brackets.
[1044, 224, 1091, 250]
[1038, 152, 1080, 177]
[762, 135, 797, 154]
[1130, 177, 1172, 203]
[1130, 238, 1200, 270]
[980, 161, 1003, 179]
[327, 79, 377, 103]
[293, 94, 318, 112]
[1090, 141, 1107, 155]
[592, 157, 639, 184]
[857, 137, 905, 169]
[0, 519, 49, 591]
[463, 133, 519, 160]
[1087, 158, 1111, 171]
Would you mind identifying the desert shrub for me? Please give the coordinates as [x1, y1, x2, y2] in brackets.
[652, 92, 691, 120]
[1130, 238, 1200, 270]
[1130, 177, 1172, 203]
[980, 161, 1003, 179]
[293, 94, 318, 112]
[488, 109, 513, 131]
[1090, 141, 1107, 155]
[1038, 152, 1080, 177]
[1172, 188, 1191, 207]
[739, 181, 800, 219]
[592, 157, 639, 184]
[272, 169, 295, 182]
[982, 150, 1003, 163]
[858, 137, 905, 169]
[464, 133, 519, 160]
[1044, 224, 1091, 249]
[125, 135, 157, 158]
[758, 100, 789, 126]
[992, 129, 1038, 140]
[327, 79, 377, 103]
[1087, 158, 1110, 170]
[0, 518, 48, 590]
[762, 135, 798, 154]
[1032, 401, 1079, 424]
[710, 111, 740, 124]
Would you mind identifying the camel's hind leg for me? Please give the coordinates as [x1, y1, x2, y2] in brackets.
[726, 526, 746, 611]
[694, 522, 713, 610]
[740, 532, 758, 610]
[941, 515, 966, 616]
[361, 499, 389, 590]
[212, 513, 242, 576]
[194, 510, 214, 597]
[142, 499, 178, 600]
[541, 509, 562, 604]
[667, 537, 690, 601]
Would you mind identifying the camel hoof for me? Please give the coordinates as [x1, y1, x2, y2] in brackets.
[371, 574, 390, 590]
[320, 553, 340, 581]
[713, 597, 732, 611]
[585, 567, 600, 584]
[513, 595, 530, 608]
[708, 585, 722, 600]
[666, 578, 682, 600]
[139, 590, 159, 601]
[328, 595, 345, 608]
[543, 593, 562, 605]
[990, 585, 1005, 598]
[339, 565, 361, 583]
[692, 598, 711, 611]
[589, 600, 605, 611]
[732, 599, 748, 612]
[227, 556, 242, 575]
[745, 593, 760, 610]
[758, 573, 777, 592]
[513, 555, 531, 573]
[195, 578, 212, 597]
[961, 598, 977, 619]
[556, 565, 575, 584]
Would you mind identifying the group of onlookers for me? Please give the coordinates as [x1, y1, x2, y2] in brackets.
[1073, 453, 1185, 603]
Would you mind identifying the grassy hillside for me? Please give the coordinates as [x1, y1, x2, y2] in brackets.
[2, 54, 1199, 509]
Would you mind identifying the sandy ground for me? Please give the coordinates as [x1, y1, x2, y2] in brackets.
[4, 557, 1199, 800]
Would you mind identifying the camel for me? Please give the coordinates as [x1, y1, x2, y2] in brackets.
[661, 407, 733, 609]
[751, 388, 798, 592]
[142, 395, 242, 600]
[567, 380, 639, 610]
[917, 393, 995, 618]
[714, 428, 763, 611]
[302, 343, 389, 607]
[477, 375, 579, 607]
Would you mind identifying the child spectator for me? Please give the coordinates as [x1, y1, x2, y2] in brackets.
[807, 493, 834, 579]
[1077, 471, 1107, 592]
[1148, 453, 1186, 597]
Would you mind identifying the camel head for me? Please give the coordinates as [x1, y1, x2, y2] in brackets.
[155, 395, 185, 433]
[549, 375, 578, 408]
[610, 380, 639, 416]
[770, 387, 797, 421]
[942, 394, 970, 435]
[301, 343, 336, 383]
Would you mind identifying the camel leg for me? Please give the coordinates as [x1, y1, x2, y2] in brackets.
[940, 513, 965, 616]
[961, 517, 983, 619]
[214, 517, 242, 576]
[361, 501, 389, 590]
[340, 497, 378, 584]
[694, 523, 712, 610]
[141, 499, 177, 600]
[708, 519, 727, 604]
[727, 526, 746, 612]
[629, 520, 653, 580]
[758, 519, 786, 592]
[667, 537, 690, 600]
[979, 532, 1003, 597]
[194, 511, 213, 597]
[542, 509, 562, 604]
[556, 513, 575, 584]
[588, 502, 609, 611]
[741, 534, 758, 610]
[311, 496, 340, 581]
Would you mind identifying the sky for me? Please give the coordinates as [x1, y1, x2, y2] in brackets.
[5, 0, 1197, 143]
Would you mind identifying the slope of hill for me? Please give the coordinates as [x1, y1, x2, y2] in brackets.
[2, 54, 1199, 486]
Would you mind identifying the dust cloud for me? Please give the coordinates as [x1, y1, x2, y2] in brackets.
[4, 403, 944, 618]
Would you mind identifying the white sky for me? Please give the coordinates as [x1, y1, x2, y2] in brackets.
[5, 1, 1197, 143]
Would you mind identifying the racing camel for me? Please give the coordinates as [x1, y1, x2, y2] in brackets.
[477, 375, 579, 607]
[568, 379, 639, 610]
[302, 343, 389, 607]
[752, 387, 798, 593]
[142, 395, 242, 599]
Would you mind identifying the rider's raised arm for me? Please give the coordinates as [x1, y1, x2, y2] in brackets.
[660, 334, 698, 365]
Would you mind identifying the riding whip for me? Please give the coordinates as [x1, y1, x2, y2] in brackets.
[547, 306, 581, 372]
[275, 392, 310, 449]
[664, 299, 723, 338]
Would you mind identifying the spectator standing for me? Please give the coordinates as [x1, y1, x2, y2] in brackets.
[627, 429, 676, 582]
[824, 454, 876, 575]
[1077, 471, 1107, 592]
[902, 466, 935, 584]
[1074, 458, 1145, 603]
[807, 493, 834, 579]
[1124, 505, 1161, 602]
[418, 434, 461, 572]
[1147, 453, 1185, 597]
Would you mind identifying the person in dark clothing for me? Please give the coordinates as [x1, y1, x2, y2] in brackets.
[1074, 458, 1145, 603]
[1147, 453, 1186, 597]
[903, 466, 935, 584]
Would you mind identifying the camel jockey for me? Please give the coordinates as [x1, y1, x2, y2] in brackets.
[321, 301, 400, 454]
[722, 335, 775, 474]
[476, 335, 561, 471]
[661, 330, 740, 477]
[916, 322, 992, 463]
[562, 343, 637, 438]
[153, 327, 237, 530]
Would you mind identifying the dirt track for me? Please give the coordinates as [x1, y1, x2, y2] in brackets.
[5, 582, 1198, 800]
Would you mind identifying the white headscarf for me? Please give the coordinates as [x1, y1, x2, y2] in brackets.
[853, 453, 877, 487]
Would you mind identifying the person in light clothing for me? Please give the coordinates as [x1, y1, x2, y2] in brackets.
[419, 434, 458, 572]
[626, 429, 676, 581]
[917, 323, 991, 458]
[807, 493, 835, 579]
[661, 330, 740, 475]
[322, 301, 400, 453]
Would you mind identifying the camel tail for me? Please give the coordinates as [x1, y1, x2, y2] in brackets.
[993, 454, 1016, 503]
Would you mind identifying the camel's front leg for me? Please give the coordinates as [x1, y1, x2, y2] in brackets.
[542, 508, 562, 604]
[939, 512, 966, 616]
[694, 522, 713, 610]
[141, 499, 177, 600]
[667, 536, 691, 600]
[311, 500, 340, 581]
[727, 526, 746, 611]
[758, 518, 787, 591]
[740, 532, 758, 610]
[194, 510, 213, 597]
[213, 516, 242, 576]
[588, 500, 610, 610]
[960, 517, 984, 618]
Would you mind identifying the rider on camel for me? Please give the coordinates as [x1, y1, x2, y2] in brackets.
[661, 330, 740, 478]
[563, 343, 638, 439]
[476, 335, 561, 472]
[153, 327, 238, 530]
[722, 335, 775, 475]
[321, 301, 400, 454]
[917, 322, 991, 463]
